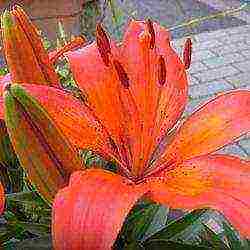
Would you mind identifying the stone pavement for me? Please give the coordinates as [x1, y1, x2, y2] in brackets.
[172, 24, 250, 160]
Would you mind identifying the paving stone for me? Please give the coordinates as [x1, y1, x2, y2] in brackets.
[210, 42, 249, 56]
[189, 79, 234, 99]
[188, 75, 200, 86]
[184, 96, 209, 115]
[239, 85, 250, 90]
[217, 143, 248, 159]
[235, 10, 250, 24]
[225, 72, 250, 88]
[216, 32, 250, 44]
[192, 50, 216, 62]
[238, 139, 250, 157]
[227, 25, 250, 35]
[193, 65, 239, 83]
[233, 60, 250, 73]
[202, 53, 245, 69]
[241, 49, 250, 58]
[189, 61, 208, 74]
[192, 39, 223, 50]
[195, 29, 229, 42]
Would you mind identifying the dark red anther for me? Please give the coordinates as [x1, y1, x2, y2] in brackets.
[96, 23, 111, 66]
[146, 19, 155, 49]
[183, 38, 192, 69]
[113, 60, 130, 89]
[158, 55, 166, 86]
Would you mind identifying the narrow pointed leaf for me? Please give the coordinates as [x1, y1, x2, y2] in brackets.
[144, 209, 208, 242]
[5, 235, 52, 249]
[4, 84, 83, 203]
[121, 203, 161, 242]
[201, 223, 229, 250]
[124, 242, 145, 250]
[144, 240, 209, 250]
[0, 120, 18, 168]
[222, 222, 244, 250]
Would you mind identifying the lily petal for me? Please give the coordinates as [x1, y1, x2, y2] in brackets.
[146, 154, 250, 237]
[2, 7, 59, 86]
[121, 20, 188, 135]
[67, 21, 188, 175]
[4, 84, 83, 203]
[19, 84, 121, 163]
[66, 40, 135, 169]
[0, 181, 5, 215]
[121, 20, 188, 174]
[52, 169, 148, 250]
[156, 90, 250, 168]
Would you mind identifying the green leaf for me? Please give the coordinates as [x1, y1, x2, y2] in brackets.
[114, 200, 158, 247]
[142, 206, 169, 241]
[200, 223, 229, 249]
[5, 191, 51, 228]
[0, 67, 8, 76]
[126, 204, 160, 242]
[57, 21, 67, 46]
[3, 235, 52, 249]
[124, 242, 145, 250]
[143, 239, 210, 250]
[222, 222, 244, 250]
[144, 209, 209, 242]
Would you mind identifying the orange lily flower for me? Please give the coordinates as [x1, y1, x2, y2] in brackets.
[0, 7, 249, 250]
[51, 21, 250, 249]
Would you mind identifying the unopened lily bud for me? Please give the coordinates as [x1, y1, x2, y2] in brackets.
[4, 84, 82, 203]
[1, 6, 59, 86]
